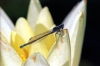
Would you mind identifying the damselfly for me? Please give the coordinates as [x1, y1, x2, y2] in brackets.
[20, 24, 64, 48]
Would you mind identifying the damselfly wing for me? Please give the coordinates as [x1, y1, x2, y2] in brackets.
[20, 24, 64, 48]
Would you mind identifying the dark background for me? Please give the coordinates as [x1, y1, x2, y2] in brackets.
[0, 0, 100, 66]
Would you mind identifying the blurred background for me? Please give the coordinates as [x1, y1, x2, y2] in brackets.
[0, 0, 100, 66]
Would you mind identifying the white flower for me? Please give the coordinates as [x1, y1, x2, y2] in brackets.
[0, 0, 86, 66]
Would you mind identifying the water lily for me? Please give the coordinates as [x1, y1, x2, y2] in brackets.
[0, 0, 86, 66]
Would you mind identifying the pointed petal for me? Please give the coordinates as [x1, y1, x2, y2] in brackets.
[24, 52, 50, 66]
[0, 7, 14, 30]
[47, 29, 71, 66]
[0, 40, 23, 66]
[15, 17, 35, 58]
[0, 16, 12, 43]
[63, 0, 86, 31]
[63, 0, 86, 66]
[15, 17, 34, 42]
[27, 0, 42, 30]
[70, 11, 85, 66]
[34, 7, 56, 51]
[10, 31, 29, 61]
[34, 7, 54, 34]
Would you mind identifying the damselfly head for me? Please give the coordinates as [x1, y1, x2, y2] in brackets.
[52, 24, 64, 32]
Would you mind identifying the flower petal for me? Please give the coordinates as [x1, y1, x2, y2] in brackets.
[15, 17, 34, 42]
[47, 29, 71, 66]
[63, 0, 86, 66]
[0, 7, 14, 30]
[15, 17, 35, 59]
[34, 7, 56, 51]
[0, 40, 23, 66]
[24, 52, 50, 66]
[10, 31, 29, 61]
[0, 32, 9, 44]
[29, 41, 48, 58]
[27, 0, 42, 30]
[0, 16, 12, 44]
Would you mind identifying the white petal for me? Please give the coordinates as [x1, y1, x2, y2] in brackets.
[0, 40, 23, 66]
[62, 0, 86, 66]
[24, 52, 50, 66]
[0, 7, 14, 30]
[34, 7, 55, 51]
[47, 29, 71, 66]
[34, 7, 54, 34]
[0, 16, 12, 43]
[27, 0, 42, 30]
